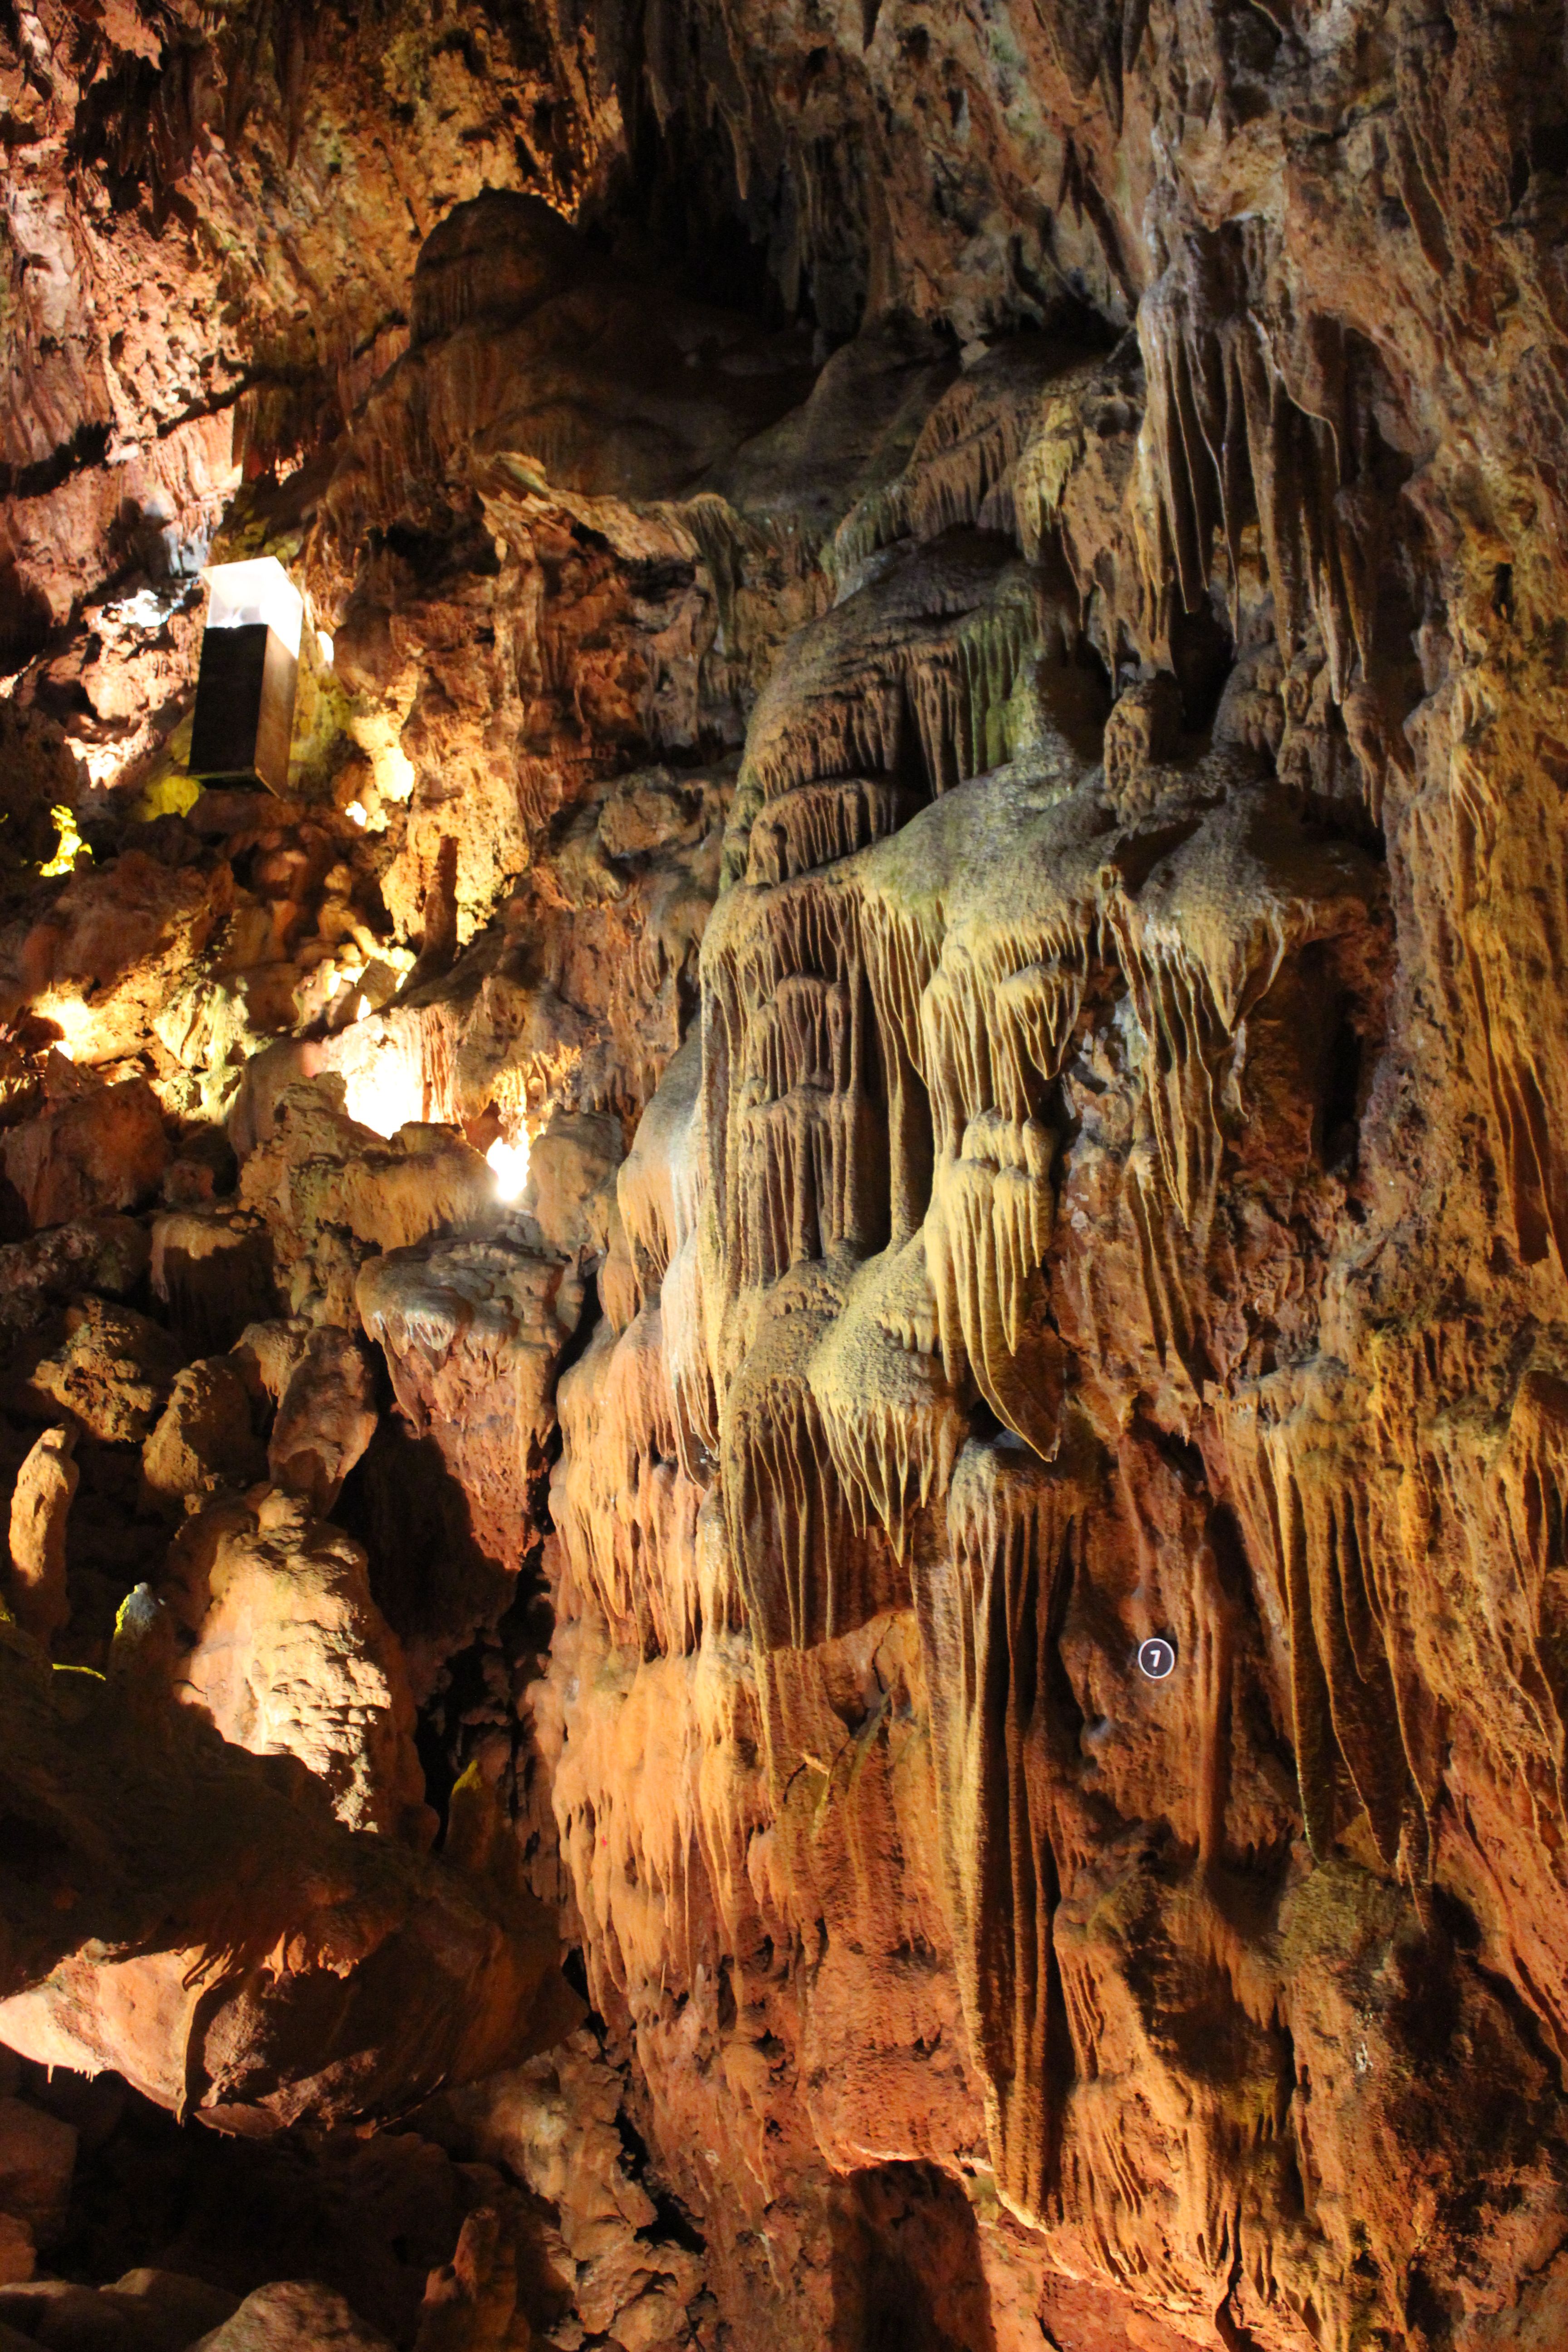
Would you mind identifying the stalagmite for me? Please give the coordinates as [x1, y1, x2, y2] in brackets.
[168, 1488, 432, 1844]
[5, 1427, 77, 1649]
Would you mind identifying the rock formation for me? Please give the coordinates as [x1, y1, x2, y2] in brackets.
[4, 0, 1568, 2346]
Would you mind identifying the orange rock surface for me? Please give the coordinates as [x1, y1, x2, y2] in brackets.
[4, 1, 1568, 2346]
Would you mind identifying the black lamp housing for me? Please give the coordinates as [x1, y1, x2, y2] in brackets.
[187, 559, 304, 798]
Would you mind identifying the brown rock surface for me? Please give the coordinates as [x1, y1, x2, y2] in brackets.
[238, 1089, 494, 1323]
[26, 1301, 184, 1446]
[169, 1489, 430, 1842]
[140, 1361, 265, 1511]
[357, 1231, 584, 1672]
[191, 2282, 394, 2352]
[0, 1222, 150, 1347]
[3, 1082, 168, 1231]
[0, 2271, 243, 2352]
[102, 2273, 241, 2352]
[0, 2096, 74, 2252]
[0, 1617, 563, 2131]
[150, 1210, 278, 1354]
[0, 2220, 30, 2291]
[6, 1426, 78, 1647]
[266, 1327, 378, 1516]
[5, 1, 1568, 2346]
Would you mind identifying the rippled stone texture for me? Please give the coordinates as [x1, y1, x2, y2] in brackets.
[3, 1, 1568, 2347]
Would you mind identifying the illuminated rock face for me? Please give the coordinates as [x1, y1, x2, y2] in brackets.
[4, 2, 1568, 2348]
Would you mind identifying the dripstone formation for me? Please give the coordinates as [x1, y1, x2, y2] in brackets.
[2, 2, 1567, 2347]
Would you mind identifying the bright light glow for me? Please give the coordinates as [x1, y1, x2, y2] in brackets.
[331, 965, 371, 1025]
[487, 1131, 531, 1201]
[201, 558, 304, 658]
[81, 745, 129, 789]
[332, 1024, 424, 1137]
[33, 991, 99, 1063]
[318, 629, 335, 665]
[107, 588, 178, 629]
[348, 708, 416, 805]
[347, 801, 368, 827]
[39, 807, 88, 878]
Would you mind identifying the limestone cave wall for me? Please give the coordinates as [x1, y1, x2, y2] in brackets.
[3, 3, 1568, 2349]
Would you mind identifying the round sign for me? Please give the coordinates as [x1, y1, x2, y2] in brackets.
[1137, 1636, 1177, 1681]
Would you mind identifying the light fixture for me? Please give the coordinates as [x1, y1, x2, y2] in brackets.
[487, 1132, 531, 1201]
[187, 558, 304, 796]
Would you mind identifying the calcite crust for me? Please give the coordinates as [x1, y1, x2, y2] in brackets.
[4, 0, 1568, 2345]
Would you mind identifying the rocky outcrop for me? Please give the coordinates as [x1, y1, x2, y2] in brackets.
[166, 1488, 430, 1843]
[0, 1615, 562, 2133]
[3, 1080, 169, 1230]
[5, 1429, 77, 1649]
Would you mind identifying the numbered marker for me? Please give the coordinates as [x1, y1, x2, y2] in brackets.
[1137, 1636, 1177, 1681]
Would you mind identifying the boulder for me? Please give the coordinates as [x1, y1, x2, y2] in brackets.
[267, 1327, 378, 1514]
[28, 1302, 183, 1445]
[357, 1236, 583, 1662]
[5, 851, 232, 1073]
[0, 2095, 75, 2248]
[0, 2274, 239, 2352]
[6, 1425, 78, 1646]
[0, 1220, 150, 1348]
[521, 1110, 621, 1261]
[0, 2280, 125, 2352]
[102, 2272, 241, 2352]
[172, 1489, 430, 1840]
[191, 2282, 394, 2352]
[2, 1082, 168, 1230]
[238, 1088, 494, 1322]
[0, 1626, 562, 2132]
[140, 1360, 265, 1511]
[0, 2215, 31, 2289]
[230, 1319, 311, 1408]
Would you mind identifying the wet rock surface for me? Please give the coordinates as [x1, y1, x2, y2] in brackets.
[3, 0, 1568, 2347]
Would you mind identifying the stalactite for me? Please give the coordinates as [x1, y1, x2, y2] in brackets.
[852, 781, 1111, 1451]
[618, 1030, 706, 1293]
[1436, 699, 1568, 1281]
[745, 778, 918, 887]
[828, 338, 1084, 594]
[553, 1308, 705, 1658]
[1219, 1374, 1433, 1878]
[702, 867, 886, 1298]
[735, 1079, 888, 1289]
[720, 1267, 908, 1650]
[808, 1238, 966, 1559]
[918, 934, 1089, 1156]
[926, 1144, 1066, 1460]
[1494, 1368, 1568, 1821]
[1123, 1142, 1208, 1396]
[739, 535, 1048, 807]
[1103, 778, 1387, 1240]
[1125, 233, 1402, 815]
[663, 1224, 721, 1483]
[549, 1611, 768, 2014]
[857, 889, 945, 1243]
[916, 1432, 1091, 2224]
[1105, 932, 1234, 1239]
